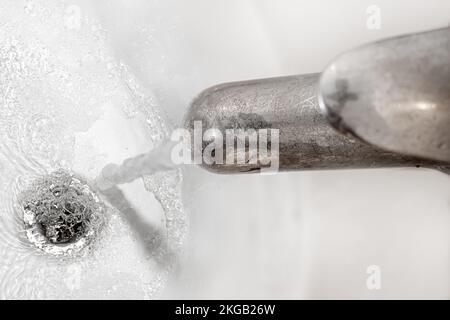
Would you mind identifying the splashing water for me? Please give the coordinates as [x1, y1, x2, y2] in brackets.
[95, 141, 179, 191]
[0, 0, 187, 299]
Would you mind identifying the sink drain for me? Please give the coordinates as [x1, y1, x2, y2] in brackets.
[20, 170, 105, 255]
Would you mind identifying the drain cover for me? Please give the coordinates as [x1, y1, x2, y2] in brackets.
[20, 170, 105, 255]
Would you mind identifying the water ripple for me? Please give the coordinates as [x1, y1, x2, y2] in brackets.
[0, 0, 187, 299]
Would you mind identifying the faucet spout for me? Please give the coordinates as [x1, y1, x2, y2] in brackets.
[184, 74, 449, 174]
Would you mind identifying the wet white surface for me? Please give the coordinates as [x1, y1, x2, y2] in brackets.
[0, 0, 449, 299]
[0, 0, 186, 299]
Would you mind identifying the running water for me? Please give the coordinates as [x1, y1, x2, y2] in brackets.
[0, 0, 187, 299]
[95, 140, 180, 191]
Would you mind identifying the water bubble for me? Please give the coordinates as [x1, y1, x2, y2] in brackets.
[19, 170, 106, 256]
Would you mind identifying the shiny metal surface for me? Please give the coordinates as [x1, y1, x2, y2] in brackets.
[184, 74, 449, 174]
[319, 27, 450, 163]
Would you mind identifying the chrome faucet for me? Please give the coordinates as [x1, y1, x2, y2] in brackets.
[184, 27, 450, 174]
[95, 27, 450, 191]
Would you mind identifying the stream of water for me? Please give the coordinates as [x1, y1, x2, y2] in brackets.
[95, 141, 179, 191]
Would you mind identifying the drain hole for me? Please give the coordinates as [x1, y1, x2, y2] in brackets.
[20, 170, 105, 254]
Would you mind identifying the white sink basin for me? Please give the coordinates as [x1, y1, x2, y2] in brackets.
[0, 0, 449, 299]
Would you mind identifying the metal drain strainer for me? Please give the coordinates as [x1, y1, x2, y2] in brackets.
[20, 170, 105, 255]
